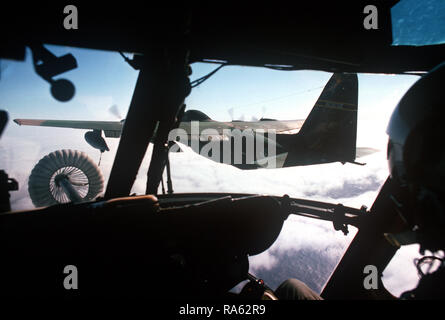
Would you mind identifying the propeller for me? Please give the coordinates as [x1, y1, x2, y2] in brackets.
[109, 104, 123, 120]
[259, 106, 267, 120]
[227, 107, 247, 121]
[228, 107, 234, 121]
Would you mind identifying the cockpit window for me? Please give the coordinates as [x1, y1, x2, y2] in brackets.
[391, 0, 445, 46]
[0, 45, 421, 294]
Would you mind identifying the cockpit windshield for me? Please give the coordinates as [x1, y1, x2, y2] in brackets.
[0, 44, 421, 296]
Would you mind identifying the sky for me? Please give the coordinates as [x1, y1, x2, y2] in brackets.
[0, 44, 434, 297]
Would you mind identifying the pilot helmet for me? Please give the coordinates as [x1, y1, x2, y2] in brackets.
[386, 62, 445, 252]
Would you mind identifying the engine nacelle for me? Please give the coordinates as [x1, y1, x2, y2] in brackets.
[84, 130, 109, 152]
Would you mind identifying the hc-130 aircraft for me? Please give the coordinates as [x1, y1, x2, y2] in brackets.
[14, 72, 377, 169]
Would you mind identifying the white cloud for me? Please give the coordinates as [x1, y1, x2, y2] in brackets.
[381, 244, 423, 297]
[249, 251, 279, 271]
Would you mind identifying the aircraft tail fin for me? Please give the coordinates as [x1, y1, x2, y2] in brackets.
[297, 73, 358, 163]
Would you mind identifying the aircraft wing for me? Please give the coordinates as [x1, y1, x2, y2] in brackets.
[14, 115, 303, 139]
[13, 119, 123, 137]
[177, 119, 304, 138]
[184, 119, 304, 134]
